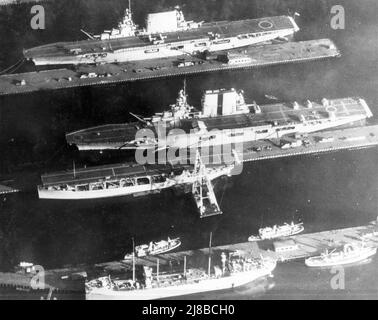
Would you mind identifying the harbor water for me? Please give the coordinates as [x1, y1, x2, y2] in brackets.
[0, 0, 378, 299]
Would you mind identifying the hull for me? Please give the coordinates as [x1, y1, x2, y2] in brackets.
[305, 247, 377, 267]
[86, 261, 276, 300]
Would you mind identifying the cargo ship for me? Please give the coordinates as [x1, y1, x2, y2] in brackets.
[23, 6, 299, 66]
[85, 251, 277, 300]
[66, 86, 374, 152]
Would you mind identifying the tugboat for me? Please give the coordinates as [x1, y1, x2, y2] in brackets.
[85, 251, 277, 300]
[305, 243, 377, 267]
[124, 237, 181, 259]
[248, 222, 304, 241]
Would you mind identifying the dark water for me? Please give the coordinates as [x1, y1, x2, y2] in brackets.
[0, 0, 378, 299]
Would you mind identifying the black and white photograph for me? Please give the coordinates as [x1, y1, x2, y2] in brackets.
[0, 0, 377, 305]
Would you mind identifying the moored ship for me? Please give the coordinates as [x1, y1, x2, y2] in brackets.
[305, 243, 377, 267]
[23, 6, 299, 66]
[124, 237, 181, 259]
[37, 151, 237, 217]
[248, 222, 304, 241]
[66, 86, 374, 152]
[85, 252, 277, 300]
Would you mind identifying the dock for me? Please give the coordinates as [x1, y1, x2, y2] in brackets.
[0, 39, 340, 96]
[173, 124, 378, 166]
[94, 222, 378, 275]
[237, 124, 378, 164]
[1, 222, 377, 297]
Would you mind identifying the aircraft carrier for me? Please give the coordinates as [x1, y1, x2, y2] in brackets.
[23, 7, 299, 66]
[66, 86, 373, 151]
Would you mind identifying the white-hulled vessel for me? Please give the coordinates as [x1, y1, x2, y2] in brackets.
[85, 252, 277, 300]
[124, 237, 181, 259]
[305, 243, 377, 267]
[38, 149, 236, 218]
[248, 222, 304, 241]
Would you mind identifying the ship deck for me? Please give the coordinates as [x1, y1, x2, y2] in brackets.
[0, 39, 340, 97]
[40, 163, 192, 187]
[24, 16, 294, 57]
[195, 97, 370, 132]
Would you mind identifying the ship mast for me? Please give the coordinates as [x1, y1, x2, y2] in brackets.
[208, 231, 212, 277]
[132, 237, 136, 283]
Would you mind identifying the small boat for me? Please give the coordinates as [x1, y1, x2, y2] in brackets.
[248, 222, 304, 241]
[124, 237, 181, 259]
[305, 243, 377, 267]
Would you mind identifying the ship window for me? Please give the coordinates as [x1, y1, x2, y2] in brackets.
[145, 49, 159, 53]
[76, 185, 88, 191]
[256, 129, 268, 134]
[137, 177, 150, 185]
[195, 42, 207, 47]
[229, 132, 244, 137]
[213, 39, 230, 44]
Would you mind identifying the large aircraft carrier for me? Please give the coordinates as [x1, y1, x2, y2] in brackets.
[66, 86, 373, 151]
[23, 7, 299, 66]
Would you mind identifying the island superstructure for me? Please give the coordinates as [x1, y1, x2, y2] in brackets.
[66, 86, 373, 151]
[23, 7, 299, 66]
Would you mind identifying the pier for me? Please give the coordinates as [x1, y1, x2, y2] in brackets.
[0, 39, 340, 96]
[94, 222, 378, 274]
[1, 222, 378, 298]
[177, 124, 378, 166]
